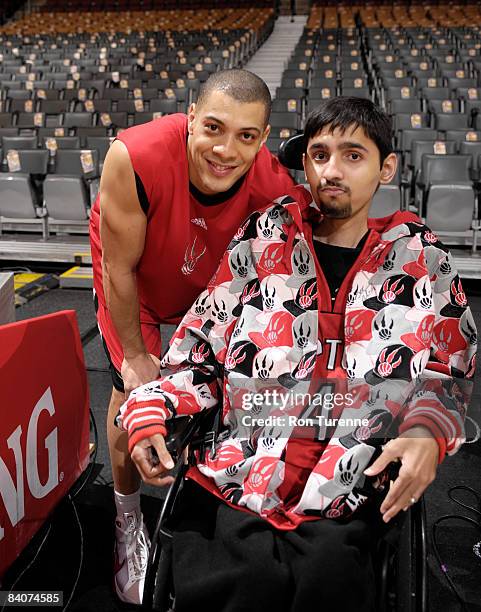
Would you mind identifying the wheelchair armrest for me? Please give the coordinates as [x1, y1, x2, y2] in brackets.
[164, 415, 195, 462]
[159, 407, 221, 464]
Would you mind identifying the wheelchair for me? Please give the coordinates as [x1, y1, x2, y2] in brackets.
[141, 408, 428, 612]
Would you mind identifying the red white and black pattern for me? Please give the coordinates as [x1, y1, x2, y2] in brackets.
[118, 185, 476, 529]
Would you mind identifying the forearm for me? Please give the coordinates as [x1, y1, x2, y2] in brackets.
[103, 261, 145, 359]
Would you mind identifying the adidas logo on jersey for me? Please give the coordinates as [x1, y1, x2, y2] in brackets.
[191, 217, 207, 230]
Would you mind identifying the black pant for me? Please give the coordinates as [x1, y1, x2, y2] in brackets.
[170, 480, 394, 612]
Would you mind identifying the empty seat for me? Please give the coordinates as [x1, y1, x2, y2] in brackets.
[84, 80, 106, 97]
[41, 136, 81, 151]
[275, 88, 305, 100]
[272, 98, 302, 114]
[421, 87, 450, 100]
[9, 99, 36, 113]
[86, 136, 112, 162]
[389, 99, 423, 114]
[6, 90, 32, 101]
[459, 141, 481, 176]
[63, 112, 95, 128]
[35, 87, 60, 100]
[269, 113, 301, 130]
[2, 82, 23, 91]
[386, 86, 418, 100]
[98, 112, 128, 129]
[410, 140, 457, 174]
[394, 113, 431, 131]
[445, 129, 481, 147]
[1, 150, 49, 175]
[89, 99, 113, 113]
[76, 127, 109, 145]
[116, 100, 141, 113]
[133, 87, 158, 101]
[102, 88, 129, 101]
[0, 128, 18, 138]
[0, 147, 49, 235]
[435, 113, 470, 131]
[269, 127, 299, 140]
[341, 87, 371, 98]
[0, 113, 15, 128]
[0, 173, 48, 238]
[370, 184, 402, 218]
[428, 99, 461, 114]
[51, 149, 99, 179]
[383, 77, 415, 90]
[447, 77, 478, 91]
[149, 99, 178, 115]
[133, 112, 158, 126]
[43, 176, 90, 222]
[43, 149, 99, 225]
[415, 155, 475, 237]
[2, 136, 38, 151]
[16, 112, 45, 129]
[39, 100, 71, 114]
[398, 128, 438, 154]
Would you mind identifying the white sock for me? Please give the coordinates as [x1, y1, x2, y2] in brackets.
[114, 489, 141, 518]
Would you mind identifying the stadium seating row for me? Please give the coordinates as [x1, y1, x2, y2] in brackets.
[270, 20, 481, 249]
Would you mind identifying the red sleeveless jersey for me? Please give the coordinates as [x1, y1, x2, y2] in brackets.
[89, 114, 294, 325]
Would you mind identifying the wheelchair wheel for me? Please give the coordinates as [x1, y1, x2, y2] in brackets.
[376, 500, 428, 612]
[395, 500, 428, 612]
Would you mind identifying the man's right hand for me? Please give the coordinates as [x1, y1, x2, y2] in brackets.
[121, 352, 161, 397]
[130, 433, 175, 487]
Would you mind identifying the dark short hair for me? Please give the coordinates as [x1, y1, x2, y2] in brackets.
[303, 97, 393, 165]
[196, 69, 272, 125]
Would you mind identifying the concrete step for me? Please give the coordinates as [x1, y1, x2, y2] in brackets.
[245, 14, 307, 95]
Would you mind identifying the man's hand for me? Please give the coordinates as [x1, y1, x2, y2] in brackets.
[121, 353, 161, 397]
[364, 425, 439, 523]
[130, 433, 175, 487]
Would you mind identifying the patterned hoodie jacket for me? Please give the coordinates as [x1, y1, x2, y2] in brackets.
[117, 185, 476, 530]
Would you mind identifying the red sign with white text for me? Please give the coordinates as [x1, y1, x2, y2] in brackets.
[0, 310, 90, 576]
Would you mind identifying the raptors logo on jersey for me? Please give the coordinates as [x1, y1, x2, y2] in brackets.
[181, 236, 206, 275]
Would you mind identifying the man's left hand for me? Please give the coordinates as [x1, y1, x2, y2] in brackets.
[364, 425, 439, 523]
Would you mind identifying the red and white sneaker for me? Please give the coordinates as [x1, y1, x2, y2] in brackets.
[114, 511, 150, 605]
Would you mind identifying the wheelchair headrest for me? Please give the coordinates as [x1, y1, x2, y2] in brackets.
[277, 133, 305, 171]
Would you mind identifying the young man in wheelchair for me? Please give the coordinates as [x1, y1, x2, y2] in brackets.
[118, 97, 476, 611]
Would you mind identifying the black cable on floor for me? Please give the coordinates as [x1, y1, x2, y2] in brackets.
[61, 495, 84, 612]
[431, 485, 481, 612]
[0, 524, 52, 612]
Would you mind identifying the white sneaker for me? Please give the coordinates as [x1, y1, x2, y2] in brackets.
[114, 511, 151, 605]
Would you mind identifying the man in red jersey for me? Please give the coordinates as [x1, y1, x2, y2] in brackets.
[89, 68, 294, 604]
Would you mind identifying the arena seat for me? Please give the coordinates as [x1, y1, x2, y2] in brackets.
[0, 148, 49, 236]
[415, 154, 477, 245]
[43, 148, 99, 229]
[41, 136, 81, 151]
[2, 135, 38, 151]
[370, 184, 403, 217]
[0, 174, 47, 237]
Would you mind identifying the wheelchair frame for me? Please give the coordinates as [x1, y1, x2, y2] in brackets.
[142, 409, 428, 612]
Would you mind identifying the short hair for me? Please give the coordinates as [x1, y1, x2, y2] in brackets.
[303, 97, 393, 166]
[196, 69, 272, 125]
